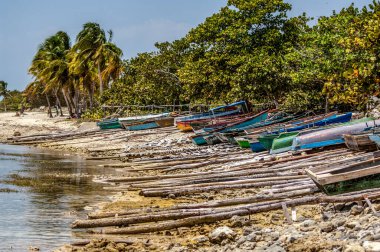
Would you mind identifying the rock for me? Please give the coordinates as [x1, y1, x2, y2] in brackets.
[177, 227, 190, 235]
[344, 244, 365, 252]
[28, 246, 40, 251]
[193, 235, 209, 245]
[335, 203, 346, 211]
[321, 222, 335, 233]
[168, 194, 176, 199]
[346, 221, 360, 229]
[245, 232, 256, 242]
[266, 244, 286, 252]
[333, 218, 346, 227]
[243, 227, 254, 236]
[351, 205, 364, 216]
[240, 242, 256, 250]
[236, 236, 247, 246]
[230, 215, 249, 227]
[373, 234, 380, 241]
[13, 131, 21, 136]
[209, 226, 237, 244]
[270, 231, 280, 241]
[302, 219, 316, 227]
[362, 241, 380, 252]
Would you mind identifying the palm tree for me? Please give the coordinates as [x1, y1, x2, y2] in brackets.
[29, 31, 73, 117]
[72, 22, 123, 95]
[0, 80, 9, 111]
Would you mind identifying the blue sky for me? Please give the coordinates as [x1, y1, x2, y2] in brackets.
[0, 0, 374, 90]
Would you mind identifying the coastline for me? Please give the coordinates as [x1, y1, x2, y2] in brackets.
[1, 112, 380, 252]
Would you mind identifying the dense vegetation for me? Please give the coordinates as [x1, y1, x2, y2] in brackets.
[13, 0, 380, 117]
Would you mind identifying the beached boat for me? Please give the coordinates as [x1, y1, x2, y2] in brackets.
[125, 117, 175, 131]
[306, 151, 380, 195]
[268, 112, 353, 154]
[292, 118, 378, 151]
[249, 140, 267, 152]
[190, 110, 269, 146]
[97, 118, 122, 130]
[176, 101, 248, 131]
[344, 132, 379, 151]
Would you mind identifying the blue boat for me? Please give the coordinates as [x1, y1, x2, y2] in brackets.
[249, 141, 267, 152]
[176, 101, 247, 123]
[191, 110, 269, 146]
[126, 122, 159, 131]
[292, 118, 379, 151]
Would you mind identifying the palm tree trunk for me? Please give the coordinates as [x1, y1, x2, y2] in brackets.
[74, 89, 79, 118]
[68, 87, 76, 113]
[97, 62, 104, 94]
[88, 82, 94, 109]
[56, 94, 63, 116]
[45, 93, 53, 118]
[62, 88, 73, 117]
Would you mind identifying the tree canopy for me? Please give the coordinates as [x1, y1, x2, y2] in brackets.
[25, 0, 380, 118]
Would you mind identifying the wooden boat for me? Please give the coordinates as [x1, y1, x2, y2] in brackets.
[97, 118, 122, 130]
[257, 134, 279, 150]
[249, 140, 267, 152]
[245, 112, 346, 153]
[235, 136, 253, 148]
[344, 132, 378, 151]
[306, 151, 380, 195]
[269, 112, 353, 154]
[269, 132, 300, 154]
[190, 110, 269, 146]
[125, 117, 175, 131]
[191, 112, 256, 135]
[292, 118, 378, 151]
[176, 101, 248, 131]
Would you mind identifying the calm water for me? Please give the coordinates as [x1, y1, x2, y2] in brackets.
[0, 144, 117, 251]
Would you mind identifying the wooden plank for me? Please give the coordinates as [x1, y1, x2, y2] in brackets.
[317, 165, 380, 185]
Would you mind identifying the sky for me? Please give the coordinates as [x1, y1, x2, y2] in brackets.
[0, 0, 375, 91]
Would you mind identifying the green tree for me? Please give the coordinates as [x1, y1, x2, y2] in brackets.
[0, 80, 9, 111]
[71, 22, 123, 96]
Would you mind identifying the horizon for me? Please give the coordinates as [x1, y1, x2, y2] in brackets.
[0, 0, 374, 91]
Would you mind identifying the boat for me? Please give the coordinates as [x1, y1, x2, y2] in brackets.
[235, 136, 253, 148]
[249, 140, 267, 152]
[176, 101, 248, 131]
[125, 117, 175, 131]
[269, 112, 354, 154]
[292, 118, 379, 151]
[269, 132, 300, 154]
[344, 132, 379, 151]
[97, 118, 122, 130]
[119, 113, 170, 128]
[190, 110, 269, 146]
[306, 151, 380, 195]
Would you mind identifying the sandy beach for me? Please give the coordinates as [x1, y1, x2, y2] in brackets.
[1, 112, 380, 252]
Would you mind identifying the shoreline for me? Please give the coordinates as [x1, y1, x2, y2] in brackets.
[1, 112, 380, 252]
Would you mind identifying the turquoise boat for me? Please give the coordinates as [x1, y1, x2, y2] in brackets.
[97, 119, 122, 130]
[126, 122, 159, 131]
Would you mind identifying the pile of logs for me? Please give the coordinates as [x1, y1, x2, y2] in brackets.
[71, 146, 380, 235]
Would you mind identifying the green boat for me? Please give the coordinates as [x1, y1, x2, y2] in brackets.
[257, 134, 279, 150]
[270, 132, 300, 154]
[97, 119, 122, 130]
[235, 136, 252, 148]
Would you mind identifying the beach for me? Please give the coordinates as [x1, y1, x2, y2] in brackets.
[0, 112, 380, 252]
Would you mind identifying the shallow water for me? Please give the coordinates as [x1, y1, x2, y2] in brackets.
[0, 144, 116, 251]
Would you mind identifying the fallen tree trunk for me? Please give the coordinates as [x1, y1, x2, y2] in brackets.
[99, 191, 380, 234]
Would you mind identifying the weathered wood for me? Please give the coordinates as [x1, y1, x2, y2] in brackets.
[98, 191, 380, 234]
